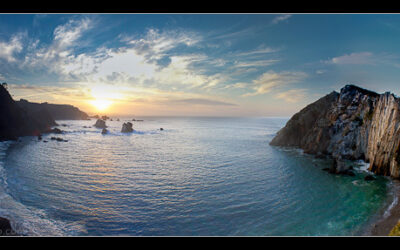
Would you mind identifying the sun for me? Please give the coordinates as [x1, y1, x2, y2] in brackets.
[90, 99, 113, 112]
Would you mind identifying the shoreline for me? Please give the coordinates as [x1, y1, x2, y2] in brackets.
[367, 179, 400, 236]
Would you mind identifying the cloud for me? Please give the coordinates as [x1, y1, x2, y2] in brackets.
[224, 82, 249, 89]
[233, 59, 279, 68]
[2, 16, 291, 111]
[0, 34, 24, 62]
[53, 17, 93, 48]
[22, 17, 94, 74]
[276, 89, 307, 103]
[243, 70, 307, 96]
[327, 52, 375, 65]
[272, 15, 292, 24]
[168, 98, 237, 106]
[231, 45, 278, 57]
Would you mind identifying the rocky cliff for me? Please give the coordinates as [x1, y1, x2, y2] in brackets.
[270, 84, 400, 178]
[0, 85, 57, 141]
[17, 99, 89, 120]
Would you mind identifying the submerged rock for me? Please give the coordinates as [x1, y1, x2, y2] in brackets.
[364, 175, 377, 181]
[270, 84, 400, 178]
[121, 122, 134, 133]
[48, 127, 63, 134]
[94, 119, 106, 129]
[101, 128, 108, 134]
[50, 137, 67, 142]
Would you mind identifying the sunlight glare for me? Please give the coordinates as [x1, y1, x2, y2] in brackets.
[90, 99, 113, 111]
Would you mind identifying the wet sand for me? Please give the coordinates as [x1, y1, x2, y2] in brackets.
[369, 180, 400, 236]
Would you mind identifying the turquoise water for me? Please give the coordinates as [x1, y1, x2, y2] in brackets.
[0, 117, 392, 235]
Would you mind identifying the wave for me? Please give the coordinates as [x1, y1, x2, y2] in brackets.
[0, 140, 84, 236]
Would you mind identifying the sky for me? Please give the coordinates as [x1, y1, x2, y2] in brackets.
[2, 14, 400, 117]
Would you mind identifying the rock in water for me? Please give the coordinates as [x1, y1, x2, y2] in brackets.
[48, 127, 63, 134]
[94, 119, 106, 129]
[364, 175, 377, 181]
[121, 122, 134, 133]
[270, 84, 400, 178]
[101, 128, 108, 134]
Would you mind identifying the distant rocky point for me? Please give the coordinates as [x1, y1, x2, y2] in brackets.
[270, 84, 400, 178]
[0, 84, 56, 141]
[17, 99, 89, 120]
[0, 84, 89, 141]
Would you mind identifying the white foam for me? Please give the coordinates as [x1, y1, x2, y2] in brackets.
[383, 195, 398, 219]
[354, 160, 372, 173]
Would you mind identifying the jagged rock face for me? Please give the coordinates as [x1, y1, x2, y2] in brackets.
[367, 93, 400, 177]
[270, 91, 339, 154]
[270, 84, 400, 178]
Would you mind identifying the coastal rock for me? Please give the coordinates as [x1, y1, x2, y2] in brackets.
[0, 217, 16, 236]
[17, 99, 88, 120]
[121, 122, 134, 133]
[51, 137, 67, 142]
[364, 175, 377, 181]
[94, 119, 106, 129]
[270, 84, 400, 178]
[48, 127, 63, 134]
[0, 84, 57, 141]
[101, 128, 108, 134]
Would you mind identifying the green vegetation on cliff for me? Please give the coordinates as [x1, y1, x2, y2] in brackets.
[389, 221, 400, 236]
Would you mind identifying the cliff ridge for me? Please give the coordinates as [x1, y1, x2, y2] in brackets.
[270, 84, 400, 178]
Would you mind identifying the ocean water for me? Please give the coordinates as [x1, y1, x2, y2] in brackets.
[0, 117, 393, 236]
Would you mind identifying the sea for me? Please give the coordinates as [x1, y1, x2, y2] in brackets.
[0, 117, 395, 236]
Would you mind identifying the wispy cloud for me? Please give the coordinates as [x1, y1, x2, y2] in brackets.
[272, 15, 292, 24]
[327, 52, 375, 65]
[233, 59, 279, 68]
[22, 17, 95, 75]
[276, 89, 307, 103]
[53, 17, 93, 48]
[243, 70, 307, 97]
[167, 98, 237, 106]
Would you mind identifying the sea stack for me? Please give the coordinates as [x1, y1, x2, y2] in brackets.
[270, 84, 400, 178]
[121, 122, 134, 133]
[94, 119, 107, 129]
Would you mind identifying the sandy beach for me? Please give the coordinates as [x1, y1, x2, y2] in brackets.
[368, 180, 400, 236]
